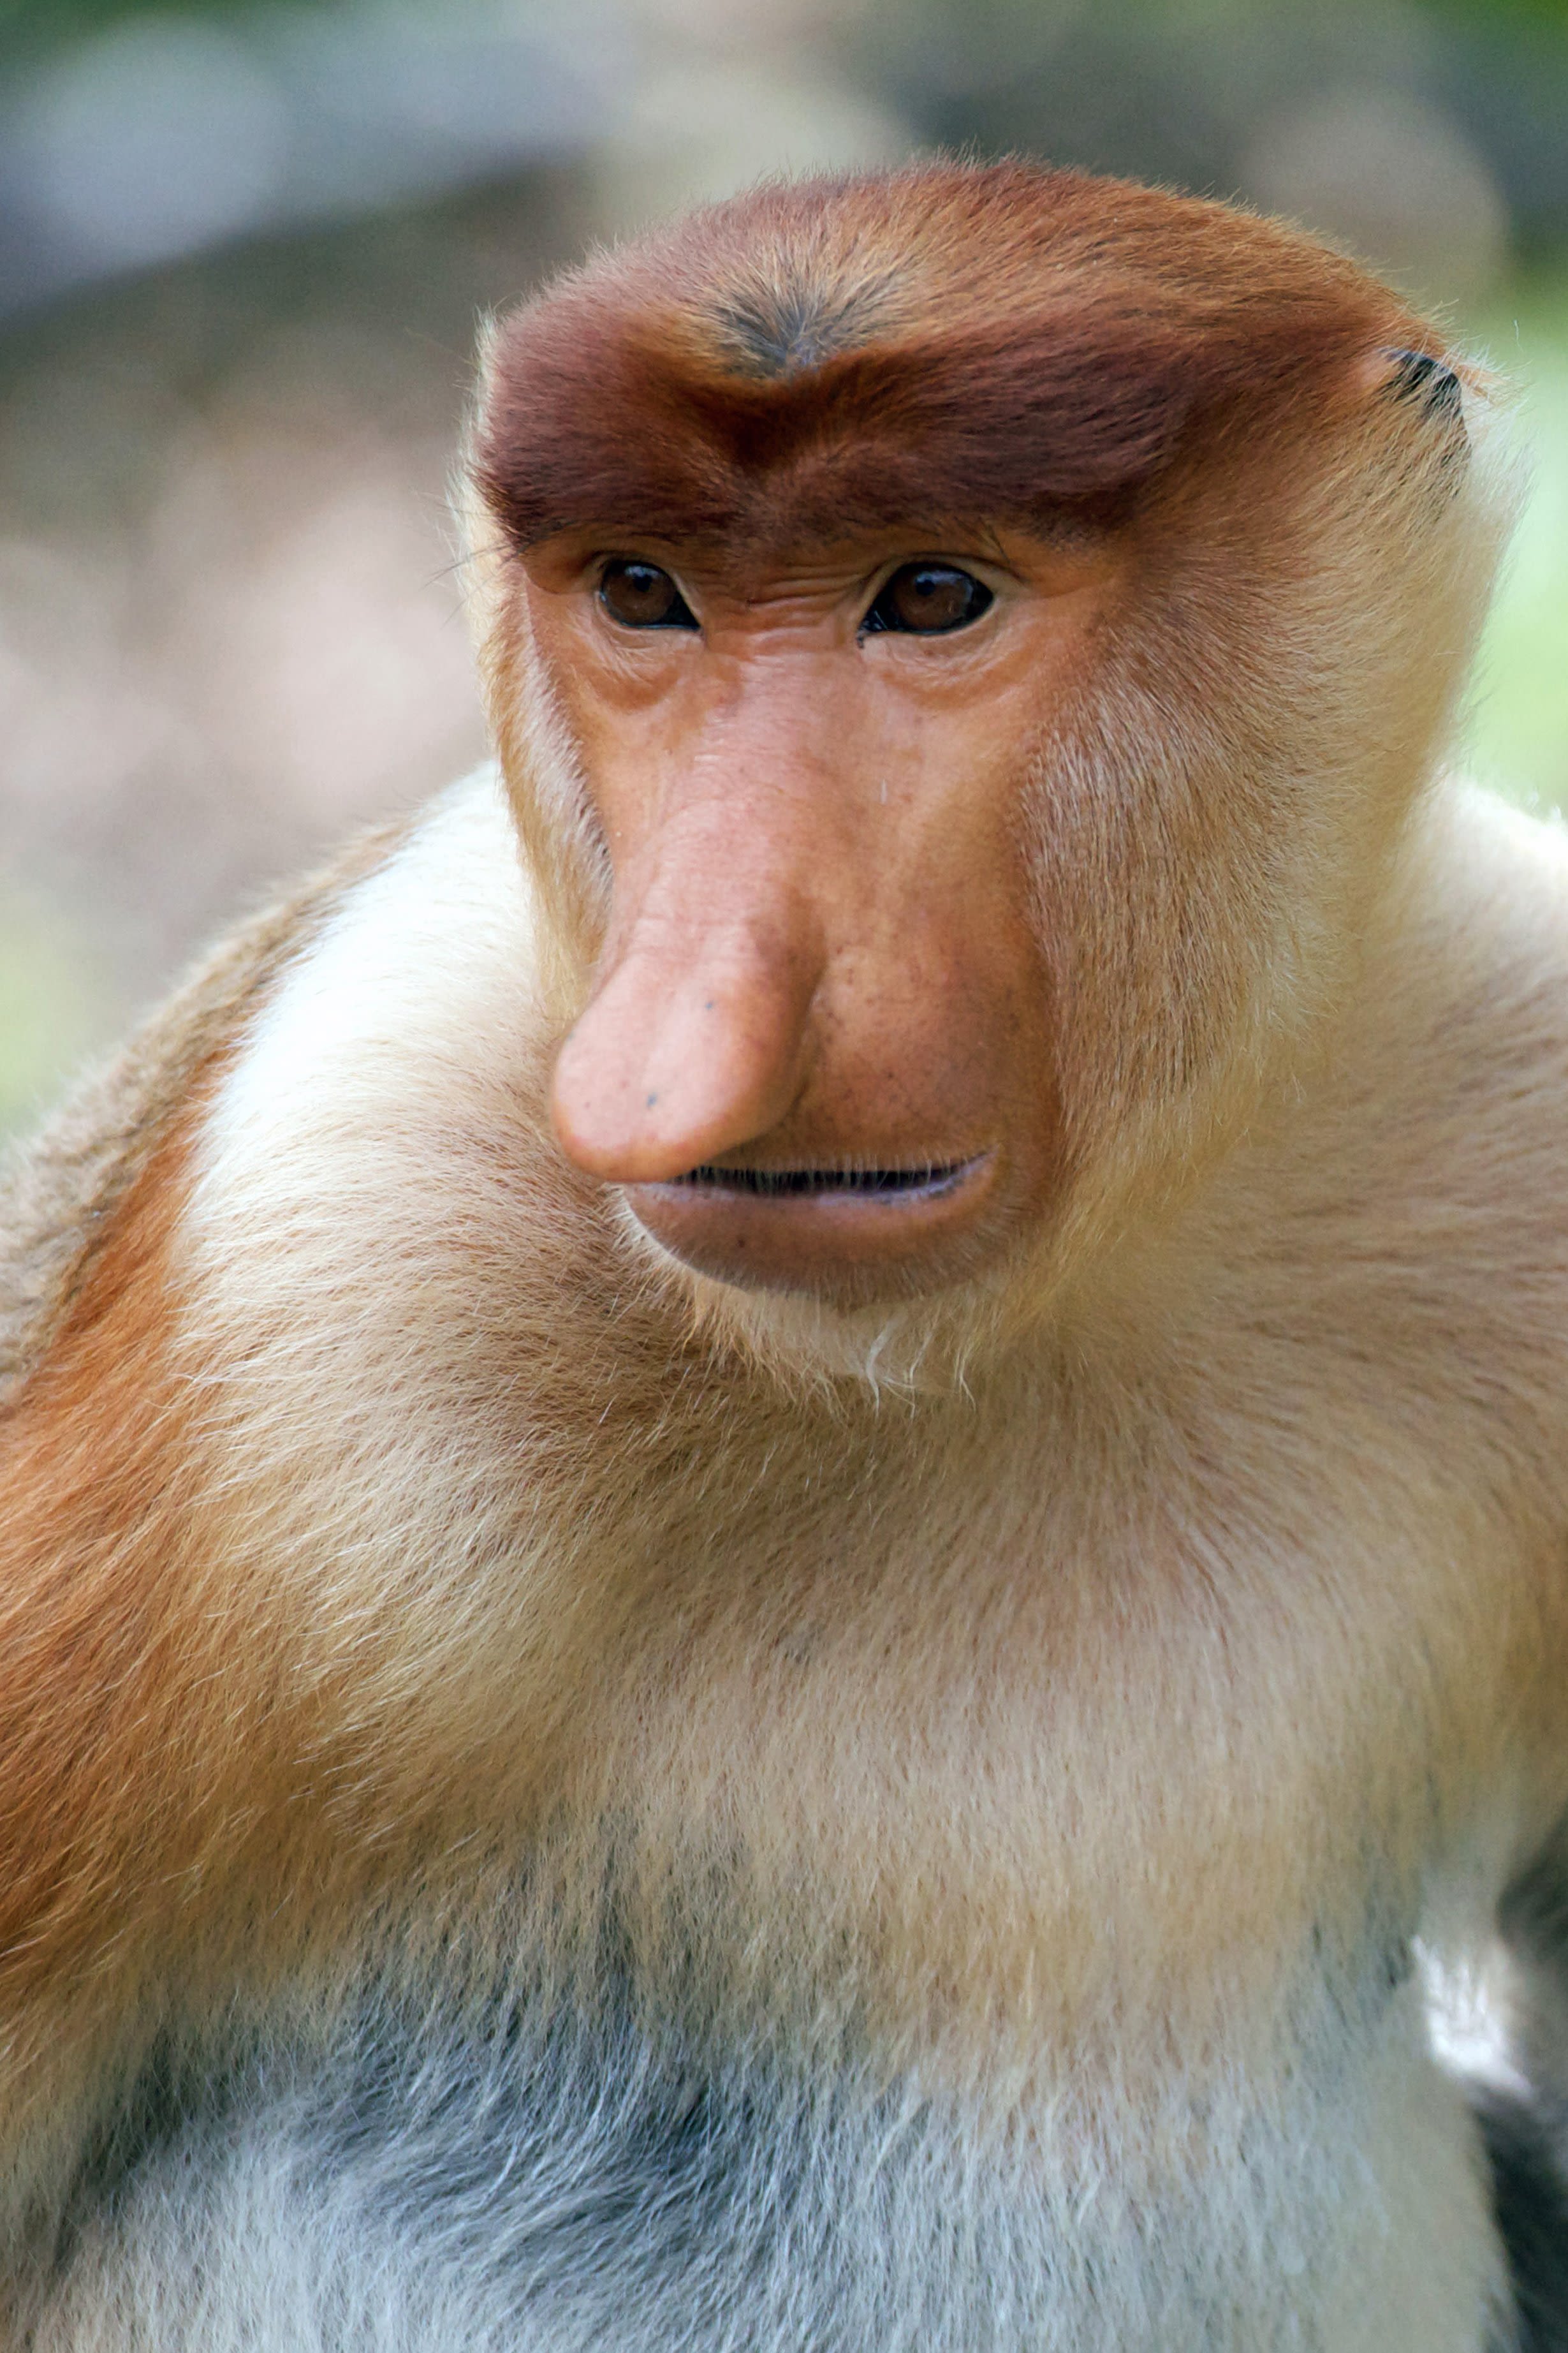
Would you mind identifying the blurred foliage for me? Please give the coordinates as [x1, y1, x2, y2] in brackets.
[1425, 0, 1568, 20]
[0, 0, 310, 63]
[0, 892, 103, 1136]
[1470, 272, 1568, 816]
[3, 0, 1568, 63]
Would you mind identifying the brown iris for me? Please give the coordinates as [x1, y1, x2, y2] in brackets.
[862, 563, 993, 637]
[599, 559, 700, 630]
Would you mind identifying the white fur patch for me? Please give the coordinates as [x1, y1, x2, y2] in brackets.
[198, 764, 539, 1189]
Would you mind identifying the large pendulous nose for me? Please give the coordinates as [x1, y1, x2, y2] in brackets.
[548, 893, 823, 1186]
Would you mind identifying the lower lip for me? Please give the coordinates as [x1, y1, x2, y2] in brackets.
[621, 1153, 1000, 1301]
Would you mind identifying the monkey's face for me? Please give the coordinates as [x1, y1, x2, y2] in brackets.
[475, 166, 1497, 1336]
[520, 527, 1120, 1306]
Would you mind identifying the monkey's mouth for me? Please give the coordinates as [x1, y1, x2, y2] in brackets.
[673, 1157, 982, 1203]
[623, 1151, 1001, 1302]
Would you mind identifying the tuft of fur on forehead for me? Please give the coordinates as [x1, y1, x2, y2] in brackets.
[472, 160, 1439, 559]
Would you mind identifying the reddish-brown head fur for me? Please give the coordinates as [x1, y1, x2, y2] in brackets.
[471, 162, 1495, 1321]
[476, 165, 1423, 557]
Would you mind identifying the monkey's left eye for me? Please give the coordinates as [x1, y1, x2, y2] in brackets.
[861, 564, 993, 637]
[598, 560, 699, 630]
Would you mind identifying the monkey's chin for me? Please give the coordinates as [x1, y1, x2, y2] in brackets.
[620, 1152, 1005, 1306]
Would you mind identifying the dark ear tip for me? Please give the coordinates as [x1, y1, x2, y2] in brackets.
[1383, 347, 1466, 427]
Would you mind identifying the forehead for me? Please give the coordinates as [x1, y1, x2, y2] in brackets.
[473, 163, 1427, 564]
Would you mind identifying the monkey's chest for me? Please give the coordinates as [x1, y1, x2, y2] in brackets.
[40, 1960, 1505, 2352]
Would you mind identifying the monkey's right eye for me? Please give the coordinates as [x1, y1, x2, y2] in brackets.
[861, 563, 994, 637]
[598, 561, 699, 630]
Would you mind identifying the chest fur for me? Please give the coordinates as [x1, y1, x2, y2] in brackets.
[28, 1954, 1507, 2353]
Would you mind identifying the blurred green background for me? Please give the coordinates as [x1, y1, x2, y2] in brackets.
[1, 0, 1565, 1133]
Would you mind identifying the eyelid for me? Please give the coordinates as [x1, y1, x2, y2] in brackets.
[863, 554, 1008, 594]
[593, 556, 691, 588]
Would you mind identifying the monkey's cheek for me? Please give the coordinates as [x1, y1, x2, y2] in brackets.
[619, 1156, 1012, 1306]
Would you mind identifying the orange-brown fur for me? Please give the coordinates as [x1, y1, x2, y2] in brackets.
[474, 166, 1442, 552]
[0, 837, 411, 2218]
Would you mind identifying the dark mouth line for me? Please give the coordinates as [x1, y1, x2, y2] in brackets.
[673, 1158, 979, 1201]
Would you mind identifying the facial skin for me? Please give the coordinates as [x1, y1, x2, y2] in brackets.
[523, 526, 1122, 1308]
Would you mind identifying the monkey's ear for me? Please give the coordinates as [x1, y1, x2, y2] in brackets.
[1382, 348, 1465, 424]
[1377, 347, 1469, 466]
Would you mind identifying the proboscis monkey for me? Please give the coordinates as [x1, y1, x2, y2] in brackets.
[2, 160, 1567, 2351]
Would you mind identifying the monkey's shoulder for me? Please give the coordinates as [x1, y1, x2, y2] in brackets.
[1387, 784, 1568, 1121]
[0, 811, 414, 1403]
[175, 767, 608, 1361]
[1256, 785, 1568, 1283]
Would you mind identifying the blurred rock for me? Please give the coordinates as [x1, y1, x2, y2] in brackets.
[0, 1, 621, 317]
[7, 20, 292, 278]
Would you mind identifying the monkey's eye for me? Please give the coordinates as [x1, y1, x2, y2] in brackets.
[598, 559, 699, 630]
[861, 563, 993, 637]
